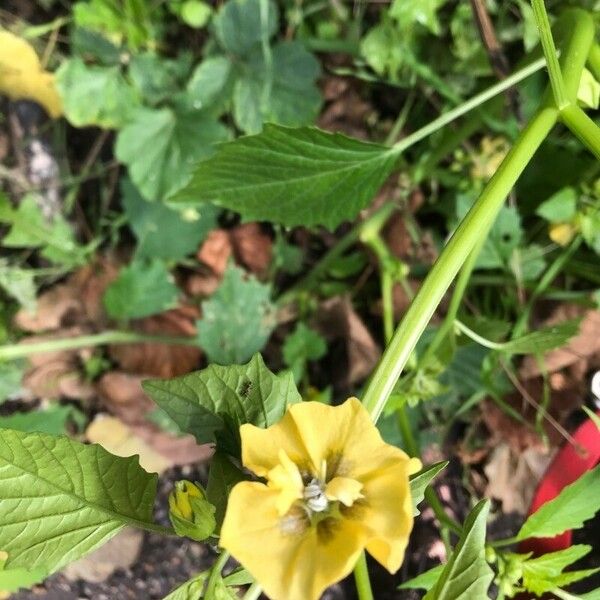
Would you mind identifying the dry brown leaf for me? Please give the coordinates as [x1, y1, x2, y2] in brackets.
[197, 229, 233, 276]
[484, 443, 554, 514]
[185, 272, 221, 298]
[230, 222, 272, 275]
[97, 371, 212, 467]
[63, 528, 143, 583]
[109, 306, 201, 377]
[315, 296, 381, 386]
[86, 415, 172, 474]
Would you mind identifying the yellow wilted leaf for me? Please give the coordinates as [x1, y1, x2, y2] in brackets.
[0, 30, 62, 118]
[549, 222, 577, 247]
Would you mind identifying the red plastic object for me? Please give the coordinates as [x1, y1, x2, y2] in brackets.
[519, 410, 600, 555]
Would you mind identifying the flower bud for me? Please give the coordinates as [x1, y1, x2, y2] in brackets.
[169, 480, 216, 541]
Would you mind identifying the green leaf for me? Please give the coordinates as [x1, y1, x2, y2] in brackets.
[522, 545, 599, 596]
[582, 406, 600, 431]
[232, 41, 321, 134]
[0, 553, 46, 594]
[128, 52, 191, 106]
[180, 0, 213, 28]
[71, 27, 121, 64]
[175, 124, 399, 229]
[103, 259, 179, 319]
[578, 68, 600, 110]
[0, 405, 77, 435]
[121, 178, 217, 261]
[163, 571, 209, 600]
[424, 500, 493, 600]
[222, 567, 254, 586]
[282, 322, 327, 383]
[360, 17, 406, 79]
[0, 195, 86, 267]
[197, 264, 275, 365]
[116, 105, 230, 201]
[206, 452, 245, 529]
[473, 203, 523, 269]
[0, 259, 36, 311]
[517, 465, 600, 541]
[399, 564, 444, 591]
[0, 361, 25, 404]
[186, 56, 232, 115]
[0, 428, 158, 574]
[409, 461, 448, 516]
[536, 188, 578, 223]
[56, 58, 139, 128]
[501, 319, 580, 356]
[389, 0, 446, 35]
[142, 353, 301, 454]
[213, 0, 278, 55]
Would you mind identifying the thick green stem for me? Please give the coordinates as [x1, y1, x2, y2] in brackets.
[205, 550, 231, 599]
[531, 0, 568, 108]
[362, 106, 558, 422]
[588, 44, 600, 80]
[0, 330, 198, 361]
[353, 551, 374, 600]
[561, 104, 600, 160]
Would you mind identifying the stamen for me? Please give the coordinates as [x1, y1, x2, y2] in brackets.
[303, 478, 329, 513]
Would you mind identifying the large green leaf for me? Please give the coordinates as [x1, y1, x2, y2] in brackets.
[0, 429, 158, 574]
[501, 319, 580, 355]
[142, 353, 301, 454]
[103, 258, 179, 319]
[122, 178, 217, 261]
[56, 58, 139, 128]
[175, 124, 399, 228]
[213, 0, 278, 55]
[197, 264, 275, 365]
[409, 461, 448, 516]
[517, 465, 600, 541]
[232, 41, 321, 134]
[424, 500, 493, 600]
[115, 105, 230, 201]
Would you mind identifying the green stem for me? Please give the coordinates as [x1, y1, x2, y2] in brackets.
[512, 236, 583, 338]
[243, 583, 262, 600]
[0, 330, 198, 361]
[353, 551, 374, 600]
[391, 58, 547, 155]
[362, 106, 558, 422]
[454, 320, 505, 350]
[425, 489, 462, 535]
[561, 104, 600, 160]
[531, 0, 568, 108]
[588, 44, 600, 80]
[205, 550, 231, 599]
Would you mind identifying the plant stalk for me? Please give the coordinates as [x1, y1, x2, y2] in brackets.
[205, 550, 231, 599]
[353, 551, 374, 600]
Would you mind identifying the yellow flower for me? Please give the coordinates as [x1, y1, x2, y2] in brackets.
[220, 398, 421, 600]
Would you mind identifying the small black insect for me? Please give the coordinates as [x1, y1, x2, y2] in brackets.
[238, 379, 253, 398]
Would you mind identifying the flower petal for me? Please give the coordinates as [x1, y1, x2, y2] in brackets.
[325, 476, 363, 507]
[361, 462, 415, 573]
[221, 481, 367, 600]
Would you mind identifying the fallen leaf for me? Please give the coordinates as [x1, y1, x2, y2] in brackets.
[484, 443, 554, 514]
[86, 414, 171, 474]
[63, 528, 143, 583]
[197, 229, 232, 276]
[230, 222, 272, 275]
[109, 305, 201, 377]
[185, 272, 221, 298]
[315, 296, 381, 386]
[97, 371, 212, 467]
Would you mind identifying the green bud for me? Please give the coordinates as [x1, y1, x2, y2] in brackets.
[169, 480, 216, 542]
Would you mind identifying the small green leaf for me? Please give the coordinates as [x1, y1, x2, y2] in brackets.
[409, 461, 448, 516]
[175, 124, 399, 229]
[389, 0, 446, 35]
[282, 323, 327, 383]
[180, 0, 213, 28]
[115, 105, 230, 202]
[213, 0, 278, 55]
[502, 319, 580, 356]
[582, 406, 600, 431]
[197, 264, 275, 365]
[186, 56, 232, 115]
[398, 564, 444, 591]
[0, 558, 46, 594]
[517, 465, 600, 541]
[578, 68, 600, 110]
[122, 178, 217, 261]
[142, 354, 301, 454]
[522, 545, 599, 596]
[163, 571, 209, 600]
[56, 58, 139, 128]
[0, 428, 158, 575]
[536, 188, 578, 223]
[0, 405, 78, 435]
[206, 452, 245, 529]
[103, 259, 179, 319]
[0, 259, 36, 311]
[424, 500, 493, 600]
[0, 361, 25, 404]
[223, 567, 254, 586]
